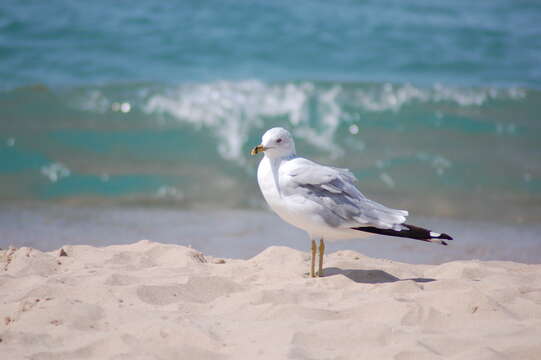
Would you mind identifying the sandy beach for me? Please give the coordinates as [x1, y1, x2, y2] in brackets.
[1, 240, 540, 359]
[3, 1, 540, 359]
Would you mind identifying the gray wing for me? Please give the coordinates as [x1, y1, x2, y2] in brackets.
[285, 160, 408, 230]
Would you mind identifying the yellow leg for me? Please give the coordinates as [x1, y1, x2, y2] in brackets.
[310, 240, 316, 278]
[318, 238, 325, 277]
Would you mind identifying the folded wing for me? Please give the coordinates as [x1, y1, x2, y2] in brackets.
[285, 159, 408, 230]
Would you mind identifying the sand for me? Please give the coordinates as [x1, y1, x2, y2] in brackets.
[1, 240, 540, 359]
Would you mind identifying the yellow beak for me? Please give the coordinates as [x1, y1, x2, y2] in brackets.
[250, 144, 265, 155]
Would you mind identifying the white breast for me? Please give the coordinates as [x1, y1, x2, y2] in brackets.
[257, 157, 283, 213]
[257, 157, 338, 236]
[257, 157, 307, 227]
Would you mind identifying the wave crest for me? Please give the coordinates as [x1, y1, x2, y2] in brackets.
[139, 80, 525, 161]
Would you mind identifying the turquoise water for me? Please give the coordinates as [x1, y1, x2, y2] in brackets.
[1, 1, 540, 227]
[2, 1, 540, 88]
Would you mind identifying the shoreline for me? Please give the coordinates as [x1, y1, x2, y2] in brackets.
[1, 205, 540, 265]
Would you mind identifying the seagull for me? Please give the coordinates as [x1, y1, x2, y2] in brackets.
[251, 127, 453, 277]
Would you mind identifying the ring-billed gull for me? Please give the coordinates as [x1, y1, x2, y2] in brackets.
[251, 127, 453, 277]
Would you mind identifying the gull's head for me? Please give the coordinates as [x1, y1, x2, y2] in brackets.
[251, 127, 296, 159]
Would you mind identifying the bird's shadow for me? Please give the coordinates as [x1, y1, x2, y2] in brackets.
[324, 267, 435, 284]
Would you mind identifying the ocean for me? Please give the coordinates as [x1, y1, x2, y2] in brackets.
[1, 1, 540, 263]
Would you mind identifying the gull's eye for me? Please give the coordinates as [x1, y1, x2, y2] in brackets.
[276, 138, 282, 143]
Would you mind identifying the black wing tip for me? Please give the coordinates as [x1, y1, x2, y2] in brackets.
[439, 233, 453, 241]
[427, 232, 453, 245]
[352, 224, 454, 245]
[428, 238, 448, 246]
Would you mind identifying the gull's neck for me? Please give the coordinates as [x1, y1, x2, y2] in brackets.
[265, 152, 296, 197]
[266, 152, 297, 164]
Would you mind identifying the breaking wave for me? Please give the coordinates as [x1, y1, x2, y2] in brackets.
[67, 80, 528, 162]
[0, 79, 538, 222]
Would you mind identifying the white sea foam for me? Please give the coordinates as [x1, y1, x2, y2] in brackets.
[143, 80, 345, 162]
[379, 172, 396, 188]
[155, 186, 184, 200]
[111, 102, 131, 113]
[354, 83, 526, 112]
[76, 90, 111, 113]
[75, 80, 525, 164]
[416, 152, 453, 176]
[41, 163, 71, 183]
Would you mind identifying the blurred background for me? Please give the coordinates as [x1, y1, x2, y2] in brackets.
[1, 0, 540, 263]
